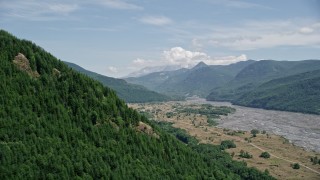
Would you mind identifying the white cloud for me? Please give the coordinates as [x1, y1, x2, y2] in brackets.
[204, 54, 247, 65]
[133, 58, 154, 66]
[109, 47, 248, 77]
[299, 27, 314, 34]
[199, 20, 320, 50]
[94, 0, 143, 10]
[163, 47, 247, 66]
[107, 66, 118, 73]
[0, 1, 79, 21]
[139, 16, 172, 26]
[129, 47, 247, 70]
[157, 19, 320, 51]
[48, 4, 79, 14]
[163, 47, 209, 67]
[208, 0, 272, 9]
[0, 0, 142, 21]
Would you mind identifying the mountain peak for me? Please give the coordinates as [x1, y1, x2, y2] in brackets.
[192, 61, 208, 70]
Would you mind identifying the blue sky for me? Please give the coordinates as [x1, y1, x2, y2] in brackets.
[1, 0, 320, 77]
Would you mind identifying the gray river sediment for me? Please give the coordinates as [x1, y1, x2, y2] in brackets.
[187, 98, 320, 152]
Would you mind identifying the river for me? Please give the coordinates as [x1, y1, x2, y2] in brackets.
[187, 98, 320, 152]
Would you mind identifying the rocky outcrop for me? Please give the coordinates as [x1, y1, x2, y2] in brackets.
[13, 53, 40, 78]
[136, 121, 159, 138]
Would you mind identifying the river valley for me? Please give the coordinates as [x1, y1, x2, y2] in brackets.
[188, 98, 320, 152]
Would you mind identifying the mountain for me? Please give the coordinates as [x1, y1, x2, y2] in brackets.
[126, 68, 188, 91]
[191, 61, 208, 70]
[0, 30, 273, 179]
[64, 62, 170, 103]
[207, 60, 320, 101]
[125, 64, 184, 77]
[126, 60, 255, 98]
[233, 69, 320, 114]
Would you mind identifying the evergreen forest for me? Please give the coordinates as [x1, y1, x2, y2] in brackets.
[0, 30, 273, 179]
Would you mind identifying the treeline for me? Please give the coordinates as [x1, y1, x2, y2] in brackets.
[177, 104, 235, 119]
[0, 30, 273, 179]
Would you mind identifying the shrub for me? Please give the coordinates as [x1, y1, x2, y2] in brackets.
[251, 129, 259, 137]
[260, 152, 271, 159]
[239, 150, 253, 159]
[310, 156, 319, 165]
[292, 163, 300, 169]
[220, 140, 236, 149]
[207, 118, 218, 126]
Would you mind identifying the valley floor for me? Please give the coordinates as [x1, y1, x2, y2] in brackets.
[129, 100, 320, 180]
[191, 98, 320, 152]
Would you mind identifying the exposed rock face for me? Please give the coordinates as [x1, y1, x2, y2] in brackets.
[13, 53, 40, 77]
[136, 121, 159, 138]
[52, 68, 61, 77]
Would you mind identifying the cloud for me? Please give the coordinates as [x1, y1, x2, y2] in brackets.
[155, 19, 320, 51]
[0, 1, 79, 21]
[109, 47, 248, 77]
[128, 47, 247, 71]
[299, 27, 314, 34]
[204, 54, 247, 65]
[139, 16, 173, 26]
[190, 20, 320, 50]
[132, 58, 154, 66]
[0, 0, 142, 21]
[163, 47, 247, 66]
[208, 0, 272, 9]
[94, 0, 143, 10]
[48, 4, 79, 14]
[107, 66, 118, 73]
[163, 47, 209, 67]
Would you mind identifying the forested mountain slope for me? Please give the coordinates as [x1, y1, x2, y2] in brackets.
[126, 60, 254, 98]
[0, 30, 273, 179]
[64, 62, 170, 103]
[207, 60, 320, 101]
[233, 69, 320, 114]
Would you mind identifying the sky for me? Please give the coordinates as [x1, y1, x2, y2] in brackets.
[1, 0, 320, 77]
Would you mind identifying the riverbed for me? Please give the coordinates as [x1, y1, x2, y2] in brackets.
[187, 98, 320, 152]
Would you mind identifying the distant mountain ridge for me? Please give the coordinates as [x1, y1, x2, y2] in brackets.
[125, 60, 255, 98]
[125, 58, 320, 114]
[125, 64, 185, 78]
[65, 62, 171, 103]
[207, 60, 320, 102]
[233, 69, 320, 114]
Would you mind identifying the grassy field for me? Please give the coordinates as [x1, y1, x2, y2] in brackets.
[129, 102, 320, 180]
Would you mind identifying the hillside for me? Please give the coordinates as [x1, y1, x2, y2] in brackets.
[233, 70, 320, 114]
[0, 30, 273, 179]
[126, 60, 254, 98]
[64, 62, 170, 103]
[207, 60, 320, 101]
